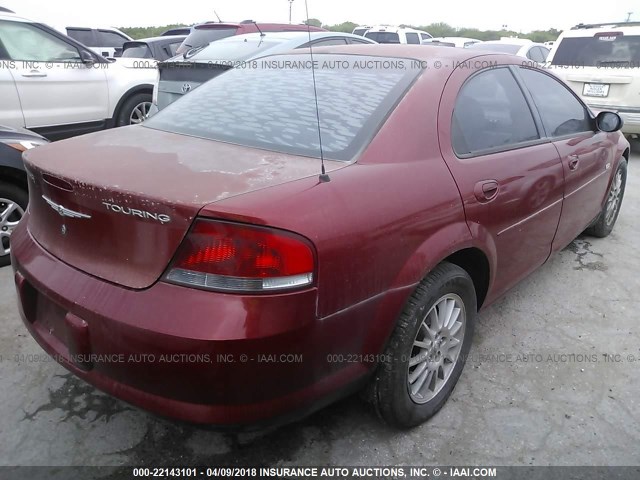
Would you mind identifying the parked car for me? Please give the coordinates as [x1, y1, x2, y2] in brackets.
[468, 38, 550, 62]
[12, 45, 629, 428]
[176, 21, 325, 55]
[546, 22, 640, 135]
[55, 26, 132, 58]
[423, 37, 481, 48]
[120, 35, 187, 62]
[364, 25, 432, 44]
[153, 31, 375, 113]
[0, 12, 157, 139]
[0, 125, 48, 267]
[352, 25, 371, 36]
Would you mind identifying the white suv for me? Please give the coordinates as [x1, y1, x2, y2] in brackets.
[0, 12, 155, 140]
[547, 22, 640, 135]
[364, 26, 432, 44]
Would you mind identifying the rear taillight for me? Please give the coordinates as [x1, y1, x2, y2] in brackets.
[165, 219, 315, 293]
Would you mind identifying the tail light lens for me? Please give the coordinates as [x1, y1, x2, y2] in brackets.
[165, 219, 315, 293]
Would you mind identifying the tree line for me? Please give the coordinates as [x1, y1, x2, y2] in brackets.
[120, 21, 561, 43]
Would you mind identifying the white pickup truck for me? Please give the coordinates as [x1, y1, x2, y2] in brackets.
[0, 12, 155, 140]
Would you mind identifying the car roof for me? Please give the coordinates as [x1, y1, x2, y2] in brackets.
[366, 25, 428, 34]
[288, 43, 505, 62]
[561, 23, 640, 37]
[0, 12, 32, 22]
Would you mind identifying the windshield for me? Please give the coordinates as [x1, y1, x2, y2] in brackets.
[145, 55, 420, 161]
[122, 43, 152, 58]
[551, 34, 640, 67]
[365, 32, 400, 44]
[176, 26, 238, 54]
[467, 43, 522, 54]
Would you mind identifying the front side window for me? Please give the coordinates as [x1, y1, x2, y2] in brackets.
[0, 20, 80, 62]
[452, 68, 539, 156]
[406, 33, 420, 45]
[518, 67, 592, 137]
[146, 55, 419, 161]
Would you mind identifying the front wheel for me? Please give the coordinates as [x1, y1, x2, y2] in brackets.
[585, 159, 627, 238]
[0, 181, 28, 267]
[116, 93, 153, 126]
[368, 262, 476, 428]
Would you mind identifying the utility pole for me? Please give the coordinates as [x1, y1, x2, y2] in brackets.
[626, 12, 633, 22]
[288, 0, 295, 24]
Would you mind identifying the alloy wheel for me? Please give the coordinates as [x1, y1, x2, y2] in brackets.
[0, 198, 24, 257]
[129, 101, 152, 124]
[407, 293, 466, 404]
[605, 170, 623, 226]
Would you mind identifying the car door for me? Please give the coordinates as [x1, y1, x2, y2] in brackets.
[439, 64, 565, 302]
[0, 57, 24, 128]
[516, 67, 617, 251]
[0, 19, 108, 129]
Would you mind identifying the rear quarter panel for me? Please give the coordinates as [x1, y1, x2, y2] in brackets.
[200, 68, 477, 357]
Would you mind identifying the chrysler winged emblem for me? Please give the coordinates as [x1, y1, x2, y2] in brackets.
[42, 196, 92, 219]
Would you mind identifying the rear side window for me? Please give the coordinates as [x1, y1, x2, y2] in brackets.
[365, 32, 400, 44]
[552, 34, 640, 67]
[406, 33, 420, 45]
[146, 55, 419, 161]
[67, 28, 96, 46]
[518, 68, 592, 137]
[452, 68, 539, 156]
[527, 46, 545, 63]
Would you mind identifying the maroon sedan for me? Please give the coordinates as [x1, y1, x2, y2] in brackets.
[11, 45, 629, 429]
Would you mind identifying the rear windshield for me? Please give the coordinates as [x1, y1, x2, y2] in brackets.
[365, 32, 400, 44]
[177, 27, 238, 53]
[189, 39, 284, 63]
[145, 55, 419, 161]
[551, 34, 640, 67]
[467, 43, 521, 54]
[122, 43, 152, 58]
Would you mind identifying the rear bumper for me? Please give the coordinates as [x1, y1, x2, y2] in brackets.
[10, 218, 368, 427]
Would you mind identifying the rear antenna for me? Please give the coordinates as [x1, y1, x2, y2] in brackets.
[214, 10, 222, 22]
[304, 0, 330, 183]
[252, 21, 265, 38]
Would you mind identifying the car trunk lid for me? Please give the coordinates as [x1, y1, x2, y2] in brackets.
[23, 126, 340, 289]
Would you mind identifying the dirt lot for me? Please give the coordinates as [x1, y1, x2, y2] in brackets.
[0, 152, 638, 472]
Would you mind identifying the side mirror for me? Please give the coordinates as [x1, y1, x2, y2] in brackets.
[596, 111, 623, 133]
[80, 50, 95, 65]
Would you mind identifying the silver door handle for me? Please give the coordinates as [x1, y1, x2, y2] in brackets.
[21, 70, 47, 78]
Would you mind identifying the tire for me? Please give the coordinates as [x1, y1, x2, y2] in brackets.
[368, 262, 477, 428]
[585, 160, 627, 238]
[116, 93, 153, 126]
[0, 181, 28, 267]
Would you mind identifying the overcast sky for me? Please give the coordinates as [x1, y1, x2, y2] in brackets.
[3, 0, 638, 33]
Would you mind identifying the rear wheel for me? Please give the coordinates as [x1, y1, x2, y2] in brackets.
[368, 262, 476, 428]
[116, 93, 153, 126]
[0, 181, 28, 267]
[585, 160, 627, 238]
